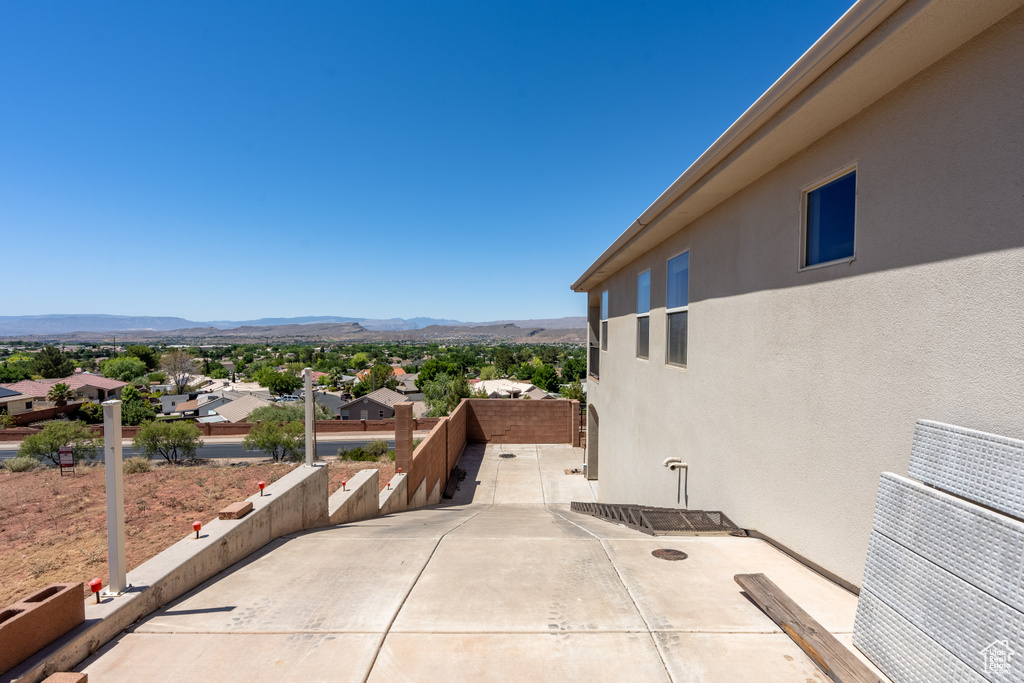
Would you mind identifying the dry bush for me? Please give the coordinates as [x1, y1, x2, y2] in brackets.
[124, 457, 152, 474]
[4, 456, 40, 473]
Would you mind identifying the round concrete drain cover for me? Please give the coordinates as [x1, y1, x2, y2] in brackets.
[499, 453, 516, 459]
[652, 549, 688, 561]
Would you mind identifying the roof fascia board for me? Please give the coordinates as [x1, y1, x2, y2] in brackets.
[571, 0, 906, 292]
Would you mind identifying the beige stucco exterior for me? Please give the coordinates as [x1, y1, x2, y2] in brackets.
[577, 0, 1024, 586]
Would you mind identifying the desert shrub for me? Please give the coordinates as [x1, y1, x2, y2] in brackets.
[0, 413, 17, 429]
[3, 456, 39, 473]
[77, 402, 104, 424]
[338, 439, 395, 462]
[123, 456, 152, 474]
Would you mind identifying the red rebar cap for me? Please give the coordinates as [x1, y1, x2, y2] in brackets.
[89, 579, 102, 593]
[397, 467, 402, 473]
[193, 521, 202, 532]
[258, 481, 266, 490]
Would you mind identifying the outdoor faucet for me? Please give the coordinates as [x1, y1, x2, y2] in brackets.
[663, 457, 687, 471]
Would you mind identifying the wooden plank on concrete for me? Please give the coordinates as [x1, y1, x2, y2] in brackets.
[734, 573, 882, 683]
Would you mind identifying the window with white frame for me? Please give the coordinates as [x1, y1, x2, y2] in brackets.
[636, 270, 650, 359]
[666, 251, 689, 367]
[600, 290, 609, 351]
[802, 168, 856, 268]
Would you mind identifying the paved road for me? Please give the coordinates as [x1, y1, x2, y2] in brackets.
[0, 439, 395, 461]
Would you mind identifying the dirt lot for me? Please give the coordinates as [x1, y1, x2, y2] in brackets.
[0, 459, 395, 609]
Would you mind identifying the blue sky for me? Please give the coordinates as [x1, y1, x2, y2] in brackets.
[1, 1, 854, 323]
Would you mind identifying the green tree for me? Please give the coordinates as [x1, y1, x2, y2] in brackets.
[350, 352, 370, 370]
[479, 365, 499, 380]
[34, 345, 75, 379]
[77, 402, 104, 424]
[560, 381, 585, 402]
[20, 420, 100, 465]
[124, 345, 159, 371]
[417, 358, 461, 386]
[562, 355, 586, 383]
[247, 403, 331, 423]
[531, 364, 559, 392]
[46, 382, 76, 406]
[421, 373, 471, 417]
[120, 384, 156, 426]
[134, 420, 204, 465]
[253, 368, 303, 396]
[100, 356, 148, 382]
[0, 358, 35, 382]
[242, 421, 305, 462]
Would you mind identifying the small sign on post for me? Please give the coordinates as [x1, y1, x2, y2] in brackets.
[59, 446, 74, 476]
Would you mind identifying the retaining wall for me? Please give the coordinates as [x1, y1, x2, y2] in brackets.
[7, 465, 328, 683]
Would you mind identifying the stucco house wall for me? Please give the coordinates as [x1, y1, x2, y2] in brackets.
[582, 3, 1024, 587]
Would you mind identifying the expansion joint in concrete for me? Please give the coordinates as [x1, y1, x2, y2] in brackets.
[360, 504, 491, 683]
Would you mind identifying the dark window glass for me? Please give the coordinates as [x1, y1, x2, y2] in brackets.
[637, 317, 649, 359]
[667, 311, 687, 366]
[667, 252, 689, 309]
[601, 321, 608, 351]
[806, 172, 856, 266]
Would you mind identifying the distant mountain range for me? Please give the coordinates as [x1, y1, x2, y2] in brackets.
[0, 314, 586, 343]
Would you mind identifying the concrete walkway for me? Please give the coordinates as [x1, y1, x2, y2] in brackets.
[79, 443, 884, 681]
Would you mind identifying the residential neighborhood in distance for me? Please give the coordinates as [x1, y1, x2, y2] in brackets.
[0, 334, 588, 435]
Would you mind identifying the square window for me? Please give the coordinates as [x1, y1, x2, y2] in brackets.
[666, 252, 689, 367]
[804, 170, 856, 267]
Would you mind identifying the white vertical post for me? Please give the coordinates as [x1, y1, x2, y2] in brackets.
[304, 367, 314, 467]
[102, 399, 127, 594]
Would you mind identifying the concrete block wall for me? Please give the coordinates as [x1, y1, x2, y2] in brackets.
[464, 398, 577, 444]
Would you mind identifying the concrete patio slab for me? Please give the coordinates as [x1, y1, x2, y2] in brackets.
[369, 633, 670, 683]
[653, 632, 831, 682]
[137, 535, 439, 634]
[78, 441, 881, 682]
[81, 632, 379, 683]
[390, 536, 648, 633]
[445, 504, 593, 540]
[603, 536, 860, 633]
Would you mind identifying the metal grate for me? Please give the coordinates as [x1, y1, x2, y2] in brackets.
[570, 501, 745, 536]
[498, 453, 517, 459]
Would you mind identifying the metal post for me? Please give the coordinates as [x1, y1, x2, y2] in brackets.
[304, 368, 313, 467]
[102, 400, 127, 594]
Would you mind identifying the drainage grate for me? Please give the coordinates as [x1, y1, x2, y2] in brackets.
[499, 453, 517, 459]
[570, 502, 745, 537]
[652, 549, 688, 561]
